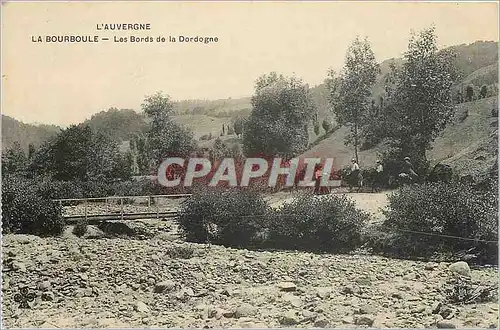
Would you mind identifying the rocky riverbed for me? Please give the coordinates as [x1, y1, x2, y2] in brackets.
[2, 233, 498, 329]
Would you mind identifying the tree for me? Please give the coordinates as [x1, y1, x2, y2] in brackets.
[142, 92, 196, 166]
[212, 138, 232, 160]
[466, 85, 474, 102]
[233, 117, 246, 137]
[2, 142, 27, 176]
[133, 134, 151, 175]
[28, 144, 36, 161]
[243, 72, 316, 158]
[322, 119, 332, 133]
[383, 27, 458, 172]
[480, 85, 488, 99]
[42, 124, 121, 181]
[327, 37, 379, 163]
[222, 124, 225, 135]
[313, 121, 321, 135]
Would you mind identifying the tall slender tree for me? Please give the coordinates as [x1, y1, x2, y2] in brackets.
[327, 37, 379, 163]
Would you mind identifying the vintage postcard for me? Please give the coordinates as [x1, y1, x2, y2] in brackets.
[1, 1, 499, 329]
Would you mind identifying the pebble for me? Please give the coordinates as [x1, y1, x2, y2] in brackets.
[277, 282, 297, 292]
[437, 320, 457, 328]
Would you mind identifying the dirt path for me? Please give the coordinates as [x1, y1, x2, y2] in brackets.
[266, 191, 391, 223]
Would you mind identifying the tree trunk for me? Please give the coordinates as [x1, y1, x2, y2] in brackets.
[354, 122, 359, 164]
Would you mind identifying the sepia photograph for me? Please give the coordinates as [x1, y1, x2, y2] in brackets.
[1, 1, 499, 329]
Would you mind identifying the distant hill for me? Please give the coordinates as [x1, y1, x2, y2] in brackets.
[3, 40, 497, 167]
[1, 115, 60, 152]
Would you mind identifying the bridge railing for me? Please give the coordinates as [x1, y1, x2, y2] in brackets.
[53, 194, 192, 221]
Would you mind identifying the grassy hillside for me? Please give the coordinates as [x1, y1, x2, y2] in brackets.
[300, 96, 498, 176]
[429, 96, 498, 177]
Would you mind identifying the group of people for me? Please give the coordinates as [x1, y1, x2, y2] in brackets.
[348, 156, 418, 187]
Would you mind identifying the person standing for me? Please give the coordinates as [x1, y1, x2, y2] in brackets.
[375, 160, 384, 190]
[401, 157, 418, 181]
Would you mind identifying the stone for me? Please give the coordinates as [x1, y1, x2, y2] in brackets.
[440, 306, 455, 319]
[425, 262, 438, 270]
[282, 294, 302, 308]
[341, 316, 353, 324]
[234, 303, 257, 318]
[83, 226, 106, 239]
[37, 280, 51, 291]
[354, 315, 375, 326]
[403, 273, 417, 280]
[342, 285, 355, 294]
[154, 280, 176, 293]
[279, 311, 300, 325]
[432, 302, 443, 314]
[41, 291, 55, 301]
[11, 261, 26, 272]
[356, 304, 376, 315]
[134, 301, 150, 313]
[448, 262, 471, 277]
[278, 282, 297, 292]
[437, 320, 457, 328]
[314, 317, 330, 328]
[316, 287, 332, 299]
[392, 292, 403, 299]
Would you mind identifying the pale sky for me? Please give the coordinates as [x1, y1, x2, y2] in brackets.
[1, 1, 498, 126]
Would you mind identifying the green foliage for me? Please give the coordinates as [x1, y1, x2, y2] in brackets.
[243, 72, 316, 158]
[178, 187, 271, 247]
[29, 124, 128, 181]
[321, 119, 332, 133]
[466, 85, 474, 102]
[212, 138, 232, 160]
[142, 92, 197, 166]
[313, 121, 321, 135]
[327, 37, 379, 161]
[267, 192, 369, 252]
[166, 245, 195, 259]
[368, 183, 498, 263]
[73, 218, 88, 237]
[480, 85, 488, 99]
[383, 27, 459, 166]
[2, 142, 28, 177]
[2, 175, 65, 236]
[233, 117, 246, 137]
[1, 114, 60, 153]
[84, 108, 148, 142]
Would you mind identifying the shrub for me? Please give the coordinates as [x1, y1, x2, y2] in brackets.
[34, 179, 85, 200]
[178, 187, 270, 247]
[81, 180, 115, 198]
[166, 245, 195, 259]
[73, 218, 88, 237]
[370, 183, 498, 264]
[2, 175, 65, 236]
[266, 191, 370, 252]
[313, 122, 320, 135]
[322, 119, 332, 133]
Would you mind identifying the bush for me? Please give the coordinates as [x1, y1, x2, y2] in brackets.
[2, 175, 65, 236]
[178, 187, 270, 247]
[73, 218, 88, 237]
[369, 183, 498, 264]
[266, 191, 370, 252]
